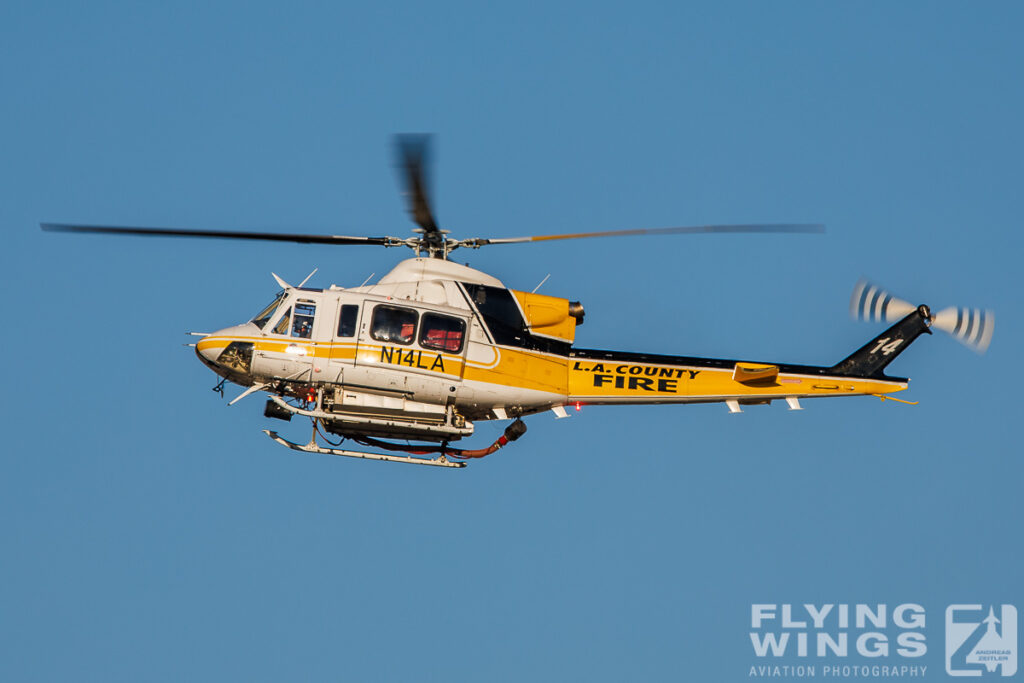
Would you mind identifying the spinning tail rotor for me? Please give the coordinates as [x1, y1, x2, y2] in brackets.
[850, 280, 995, 353]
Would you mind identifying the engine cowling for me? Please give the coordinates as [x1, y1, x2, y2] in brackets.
[510, 290, 584, 343]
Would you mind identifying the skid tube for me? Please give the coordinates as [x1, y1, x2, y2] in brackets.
[263, 418, 528, 468]
[263, 429, 466, 468]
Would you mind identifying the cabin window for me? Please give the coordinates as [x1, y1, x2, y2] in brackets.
[272, 307, 292, 335]
[251, 292, 286, 330]
[419, 313, 466, 353]
[337, 304, 359, 337]
[292, 301, 316, 339]
[370, 305, 418, 345]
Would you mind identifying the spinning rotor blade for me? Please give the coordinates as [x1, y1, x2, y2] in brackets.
[850, 280, 994, 353]
[850, 280, 917, 323]
[395, 134, 440, 235]
[41, 223, 398, 246]
[462, 223, 824, 247]
[931, 307, 995, 353]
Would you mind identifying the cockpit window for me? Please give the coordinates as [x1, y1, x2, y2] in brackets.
[272, 307, 292, 335]
[292, 302, 316, 339]
[251, 292, 286, 330]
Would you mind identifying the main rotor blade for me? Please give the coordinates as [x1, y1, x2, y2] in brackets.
[41, 223, 398, 246]
[463, 223, 824, 246]
[395, 134, 440, 235]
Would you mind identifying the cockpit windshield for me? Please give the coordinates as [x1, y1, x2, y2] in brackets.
[251, 292, 286, 330]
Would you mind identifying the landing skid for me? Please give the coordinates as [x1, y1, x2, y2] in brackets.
[262, 430, 466, 468]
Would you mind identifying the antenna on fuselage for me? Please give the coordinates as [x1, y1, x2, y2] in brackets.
[297, 268, 318, 288]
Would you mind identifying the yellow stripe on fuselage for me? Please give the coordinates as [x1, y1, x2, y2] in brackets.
[196, 336, 907, 403]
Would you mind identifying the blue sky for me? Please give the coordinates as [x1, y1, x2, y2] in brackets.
[2, 2, 1022, 681]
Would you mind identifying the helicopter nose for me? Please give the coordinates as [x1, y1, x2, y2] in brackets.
[196, 333, 224, 366]
[195, 325, 259, 375]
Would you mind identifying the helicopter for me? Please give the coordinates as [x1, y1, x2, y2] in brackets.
[42, 136, 994, 468]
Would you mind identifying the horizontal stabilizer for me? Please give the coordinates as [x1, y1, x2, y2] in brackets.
[732, 362, 779, 384]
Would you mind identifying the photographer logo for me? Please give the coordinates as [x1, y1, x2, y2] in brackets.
[946, 605, 1017, 677]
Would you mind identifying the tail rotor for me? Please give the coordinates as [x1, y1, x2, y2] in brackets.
[929, 306, 995, 352]
[850, 280, 917, 323]
[851, 280, 994, 353]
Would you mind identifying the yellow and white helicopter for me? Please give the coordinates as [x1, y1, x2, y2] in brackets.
[42, 136, 994, 468]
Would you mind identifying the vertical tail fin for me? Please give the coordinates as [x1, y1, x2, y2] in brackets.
[831, 307, 932, 378]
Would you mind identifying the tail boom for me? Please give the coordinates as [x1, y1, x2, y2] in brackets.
[565, 348, 909, 408]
